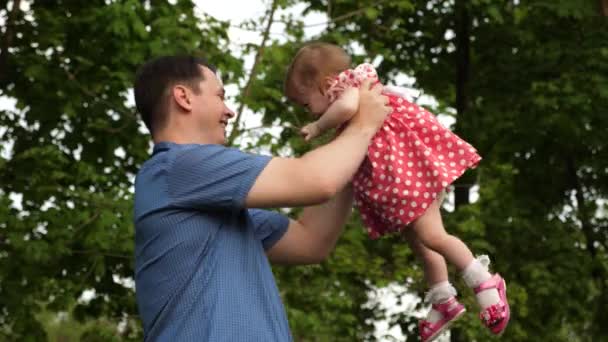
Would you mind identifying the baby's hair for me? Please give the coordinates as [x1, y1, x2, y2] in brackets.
[284, 42, 351, 102]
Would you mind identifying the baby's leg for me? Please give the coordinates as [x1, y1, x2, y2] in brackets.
[410, 199, 506, 332]
[404, 229, 465, 340]
[409, 198, 473, 270]
[403, 228, 448, 285]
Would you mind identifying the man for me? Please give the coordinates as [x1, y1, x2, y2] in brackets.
[133, 55, 389, 341]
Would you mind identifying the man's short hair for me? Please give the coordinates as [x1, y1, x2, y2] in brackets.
[134, 55, 216, 134]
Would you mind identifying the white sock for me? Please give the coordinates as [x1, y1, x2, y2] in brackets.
[462, 255, 500, 309]
[425, 281, 457, 323]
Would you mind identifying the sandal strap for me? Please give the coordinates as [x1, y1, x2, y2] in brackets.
[474, 273, 502, 294]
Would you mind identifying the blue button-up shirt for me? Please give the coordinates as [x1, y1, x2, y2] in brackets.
[134, 142, 291, 341]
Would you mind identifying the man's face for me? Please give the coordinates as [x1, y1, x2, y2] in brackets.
[191, 66, 235, 145]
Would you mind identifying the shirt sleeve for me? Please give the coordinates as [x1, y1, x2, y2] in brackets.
[248, 209, 290, 250]
[167, 144, 271, 212]
[326, 63, 380, 102]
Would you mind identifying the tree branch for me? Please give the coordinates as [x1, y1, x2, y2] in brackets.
[227, 0, 279, 146]
[306, 0, 392, 28]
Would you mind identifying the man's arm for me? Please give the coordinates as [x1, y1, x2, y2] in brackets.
[266, 184, 354, 265]
[301, 87, 359, 141]
[245, 80, 389, 208]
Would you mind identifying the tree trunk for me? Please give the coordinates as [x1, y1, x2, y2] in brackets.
[0, 0, 21, 83]
[453, 0, 472, 210]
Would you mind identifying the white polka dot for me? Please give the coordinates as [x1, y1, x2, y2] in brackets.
[407, 162, 414, 167]
[459, 149, 465, 155]
[460, 159, 466, 165]
[408, 212, 415, 217]
[434, 135, 440, 141]
[401, 199, 407, 204]
[399, 209, 404, 215]
[432, 126, 438, 131]
[393, 188, 398, 194]
[403, 190, 409, 196]
[396, 178, 401, 183]
[413, 191, 419, 197]
[397, 168, 403, 174]
[415, 182, 422, 187]
[424, 150, 431, 156]
[441, 181, 448, 187]
[405, 180, 411, 186]
[411, 201, 418, 208]
[417, 172, 423, 177]
[422, 203, 428, 209]
[424, 192, 430, 198]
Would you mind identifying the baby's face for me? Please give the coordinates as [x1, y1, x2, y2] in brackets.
[300, 87, 330, 117]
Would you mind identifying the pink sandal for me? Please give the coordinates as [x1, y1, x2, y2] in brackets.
[475, 273, 510, 335]
[419, 297, 466, 342]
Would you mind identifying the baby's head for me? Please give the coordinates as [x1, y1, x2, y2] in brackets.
[285, 42, 351, 116]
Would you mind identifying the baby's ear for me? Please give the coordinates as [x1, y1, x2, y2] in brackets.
[320, 76, 334, 94]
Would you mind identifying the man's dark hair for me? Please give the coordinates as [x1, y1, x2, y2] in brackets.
[134, 55, 216, 134]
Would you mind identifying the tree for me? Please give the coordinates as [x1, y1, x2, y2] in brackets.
[0, 1, 241, 339]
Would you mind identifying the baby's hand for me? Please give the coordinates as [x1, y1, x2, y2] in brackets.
[300, 123, 321, 141]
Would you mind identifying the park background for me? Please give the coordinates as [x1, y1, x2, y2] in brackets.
[1, 0, 608, 341]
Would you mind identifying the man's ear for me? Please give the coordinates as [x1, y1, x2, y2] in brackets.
[172, 85, 192, 112]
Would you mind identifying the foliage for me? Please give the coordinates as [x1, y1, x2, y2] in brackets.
[1, 0, 607, 341]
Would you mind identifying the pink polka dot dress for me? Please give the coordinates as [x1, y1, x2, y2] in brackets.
[327, 63, 482, 239]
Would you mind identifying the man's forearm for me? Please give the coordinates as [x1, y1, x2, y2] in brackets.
[299, 121, 375, 196]
[296, 184, 354, 256]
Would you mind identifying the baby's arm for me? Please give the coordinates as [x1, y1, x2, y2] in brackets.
[301, 87, 359, 141]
